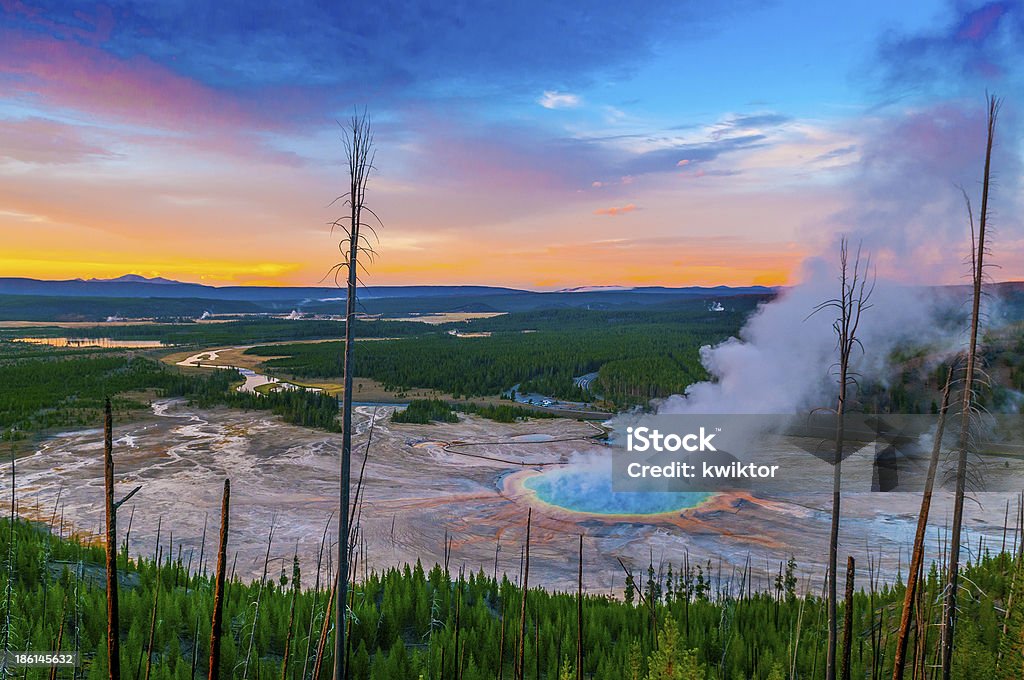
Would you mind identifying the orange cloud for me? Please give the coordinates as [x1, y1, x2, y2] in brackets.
[593, 203, 637, 217]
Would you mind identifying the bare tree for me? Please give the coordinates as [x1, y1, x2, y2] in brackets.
[208, 479, 230, 680]
[281, 552, 300, 680]
[517, 509, 532, 680]
[941, 94, 1001, 679]
[812, 237, 873, 680]
[2, 450, 15, 677]
[891, 366, 954, 679]
[141, 547, 161, 680]
[330, 111, 378, 680]
[103, 399, 121, 680]
[577, 534, 584, 680]
[841, 556, 855, 680]
[242, 520, 276, 680]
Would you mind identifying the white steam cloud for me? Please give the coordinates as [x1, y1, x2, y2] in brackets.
[660, 100, 1021, 417]
[659, 259, 957, 415]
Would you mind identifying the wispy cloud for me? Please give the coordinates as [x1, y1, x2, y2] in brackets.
[594, 203, 637, 216]
[710, 112, 791, 139]
[811, 145, 857, 164]
[0, 117, 114, 164]
[620, 133, 768, 176]
[538, 90, 581, 109]
[875, 1, 1024, 94]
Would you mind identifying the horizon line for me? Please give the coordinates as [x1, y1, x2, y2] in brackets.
[4, 273, 1024, 292]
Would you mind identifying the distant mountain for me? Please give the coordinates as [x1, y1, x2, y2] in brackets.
[557, 285, 636, 293]
[0, 276, 786, 321]
[2, 275, 1020, 323]
[631, 285, 777, 295]
[0, 277, 526, 302]
[87, 274, 183, 285]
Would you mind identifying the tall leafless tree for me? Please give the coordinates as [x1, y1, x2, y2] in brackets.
[208, 479, 230, 680]
[517, 509, 532, 680]
[2, 450, 15, 676]
[577, 534, 584, 680]
[330, 111, 378, 680]
[141, 547, 161, 680]
[281, 552, 300, 680]
[103, 399, 121, 680]
[891, 366, 954, 679]
[941, 94, 1001, 679]
[242, 520, 276, 680]
[812, 237, 873, 680]
[841, 555, 854, 680]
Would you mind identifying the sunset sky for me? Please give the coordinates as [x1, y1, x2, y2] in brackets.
[1, 1, 1022, 288]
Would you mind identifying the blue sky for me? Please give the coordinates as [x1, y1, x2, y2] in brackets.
[1, 0, 1022, 287]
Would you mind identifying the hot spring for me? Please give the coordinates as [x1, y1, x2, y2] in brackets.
[522, 467, 713, 516]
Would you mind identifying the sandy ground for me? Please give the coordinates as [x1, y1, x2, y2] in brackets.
[13, 401, 1024, 596]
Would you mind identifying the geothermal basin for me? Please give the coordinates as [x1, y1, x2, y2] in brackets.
[14, 399, 1024, 595]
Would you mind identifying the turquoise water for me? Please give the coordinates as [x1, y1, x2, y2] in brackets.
[523, 468, 712, 515]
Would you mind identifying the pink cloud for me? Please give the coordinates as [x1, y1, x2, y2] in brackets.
[593, 203, 637, 216]
[0, 117, 112, 164]
[0, 32, 318, 167]
[1, 33, 267, 132]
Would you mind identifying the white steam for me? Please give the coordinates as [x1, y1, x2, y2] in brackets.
[659, 258, 958, 415]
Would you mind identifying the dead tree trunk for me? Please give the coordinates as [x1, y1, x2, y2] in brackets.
[892, 367, 954, 679]
[142, 547, 161, 680]
[453, 579, 462, 680]
[302, 514, 333, 680]
[281, 554, 300, 680]
[813, 237, 873, 680]
[3, 450, 14, 667]
[941, 95, 1000, 680]
[577, 534, 583, 680]
[47, 596, 68, 680]
[517, 509, 532, 680]
[190, 615, 200, 680]
[841, 556, 855, 680]
[314, 568, 341, 680]
[498, 598, 506, 680]
[103, 399, 121, 680]
[334, 111, 376, 680]
[243, 521, 276, 680]
[208, 479, 230, 680]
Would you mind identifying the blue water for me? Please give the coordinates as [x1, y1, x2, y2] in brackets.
[523, 468, 712, 515]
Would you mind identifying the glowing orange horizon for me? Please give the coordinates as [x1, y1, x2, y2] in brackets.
[1, 236, 804, 289]
[0, 256, 798, 289]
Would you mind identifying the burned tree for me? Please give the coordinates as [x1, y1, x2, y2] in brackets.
[812, 237, 873, 680]
[329, 111, 378, 680]
[281, 552, 300, 680]
[103, 398, 121, 680]
[517, 509, 532, 680]
[891, 366, 954, 679]
[208, 479, 230, 680]
[941, 94, 1001, 680]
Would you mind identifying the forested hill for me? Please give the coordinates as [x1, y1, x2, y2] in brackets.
[246, 303, 760, 407]
[3, 515, 1020, 679]
[0, 276, 775, 320]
